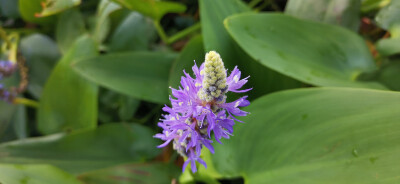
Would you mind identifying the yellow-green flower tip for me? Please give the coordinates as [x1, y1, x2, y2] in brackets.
[198, 51, 227, 103]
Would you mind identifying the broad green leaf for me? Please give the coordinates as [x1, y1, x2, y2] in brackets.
[56, 9, 86, 54]
[200, 0, 301, 101]
[375, 0, 400, 56]
[92, 0, 122, 44]
[200, 88, 400, 183]
[169, 35, 204, 89]
[37, 35, 98, 134]
[0, 164, 82, 184]
[225, 13, 387, 90]
[285, 0, 361, 31]
[372, 60, 400, 91]
[35, 0, 81, 17]
[111, 0, 186, 20]
[376, 37, 400, 56]
[19, 0, 55, 24]
[20, 34, 61, 99]
[0, 123, 160, 175]
[78, 162, 180, 184]
[361, 0, 390, 12]
[73, 51, 177, 104]
[375, 0, 400, 30]
[109, 12, 156, 52]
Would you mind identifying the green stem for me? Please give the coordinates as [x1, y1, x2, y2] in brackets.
[153, 21, 169, 44]
[154, 21, 201, 45]
[249, 0, 262, 8]
[13, 97, 39, 108]
[167, 23, 201, 44]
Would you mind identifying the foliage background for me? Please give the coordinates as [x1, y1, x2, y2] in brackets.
[0, 0, 399, 183]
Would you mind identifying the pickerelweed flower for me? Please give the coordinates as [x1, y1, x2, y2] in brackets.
[154, 51, 251, 173]
[0, 60, 17, 102]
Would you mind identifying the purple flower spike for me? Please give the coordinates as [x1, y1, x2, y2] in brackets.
[154, 51, 251, 173]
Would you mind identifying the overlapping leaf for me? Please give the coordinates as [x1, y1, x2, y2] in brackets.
[37, 35, 98, 134]
[285, 0, 361, 31]
[0, 164, 82, 184]
[200, 0, 301, 101]
[199, 88, 400, 183]
[111, 0, 186, 20]
[0, 123, 159, 175]
[73, 51, 177, 104]
[225, 13, 387, 89]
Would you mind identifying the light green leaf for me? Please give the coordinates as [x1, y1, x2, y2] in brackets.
[78, 162, 180, 184]
[109, 12, 156, 52]
[111, 0, 186, 20]
[92, 0, 122, 44]
[375, 0, 400, 56]
[37, 35, 98, 134]
[35, 0, 81, 17]
[200, 0, 301, 101]
[73, 51, 177, 104]
[375, 0, 400, 31]
[285, 0, 361, 31]
[225, 13, 387, 90]
[20, 34, 61, 99]
[376, 37, 400, 56]
[19, 0, 55, 24]
[0, 123, 160, 175]
[0, 164, 82, 184]
[169, 35, 204, 89]
[56, 9, 86, 54]
[361, 0, 390, 12]
[200, 88, 400, 183]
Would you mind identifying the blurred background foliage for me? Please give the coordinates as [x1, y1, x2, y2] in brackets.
[0, 0, 399, 183]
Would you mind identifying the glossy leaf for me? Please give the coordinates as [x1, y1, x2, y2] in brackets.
[361, 0, 390, 12]
[200, 0, 301, 101]
[225, 13, 387, 90]
[78, 162, 180, 184]
[169, 35, 204, 89]
[109, 12, 156, 52]
[73, 51, 177, 104]
[37, 35, 98, 134]
[285, 0, 361, 31]
[200, 88, 400, 183]
[375, 0, 400, 30]
[0, 123, 160, 175]
[375, 0, 400, 56]
[35, 0, 81, 17]
[20, 34, 61, 99]
[92, 0, 122, 44]
[19, 0, 55, 24]
[376, 37, 400, 56]
[111, 0, 186, 20]
[56, 9, 86, 54]
[0, 164, 82, 184]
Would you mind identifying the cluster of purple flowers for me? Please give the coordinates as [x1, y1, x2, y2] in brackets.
[154, 51, 251, 173]
[0, 60, 17, 102]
